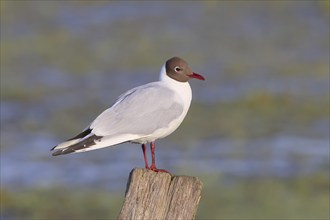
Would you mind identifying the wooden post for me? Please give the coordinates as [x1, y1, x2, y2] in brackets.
[118, 168, 203, 220]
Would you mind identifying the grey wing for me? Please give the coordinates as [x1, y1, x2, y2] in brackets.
[90, 83, 184, 137]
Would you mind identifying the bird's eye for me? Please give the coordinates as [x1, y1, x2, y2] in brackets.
[174, 66, 182, 72]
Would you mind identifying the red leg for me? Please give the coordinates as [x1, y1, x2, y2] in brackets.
[141, 144, 149, 169]
[149, 142, 169, 173]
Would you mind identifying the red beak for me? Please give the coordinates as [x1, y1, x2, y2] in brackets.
[188, 72, 205, 80]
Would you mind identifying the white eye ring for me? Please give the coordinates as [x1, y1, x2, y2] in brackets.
[174, 66, 182, 72]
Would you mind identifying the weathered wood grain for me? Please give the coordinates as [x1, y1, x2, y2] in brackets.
[118, 168, 203, 220]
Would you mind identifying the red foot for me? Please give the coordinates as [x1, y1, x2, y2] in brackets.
[141, 142, 170, 173]
[147, 165, 170, 173]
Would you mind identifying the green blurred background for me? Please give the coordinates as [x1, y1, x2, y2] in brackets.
[1, 1, 329, 219]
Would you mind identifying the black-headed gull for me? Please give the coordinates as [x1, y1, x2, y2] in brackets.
[51, 57, 205, 172]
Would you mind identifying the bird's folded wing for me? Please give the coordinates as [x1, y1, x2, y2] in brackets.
[90, 82, 184, 137]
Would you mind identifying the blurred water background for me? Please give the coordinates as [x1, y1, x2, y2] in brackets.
[1, 1, 329, 219]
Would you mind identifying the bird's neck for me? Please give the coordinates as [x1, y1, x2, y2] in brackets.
[158, 64, 192, 107]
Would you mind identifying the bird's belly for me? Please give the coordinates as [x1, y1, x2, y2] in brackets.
[130, 112, 187, 144]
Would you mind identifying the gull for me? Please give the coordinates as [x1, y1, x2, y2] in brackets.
[51, 57, 205, 172]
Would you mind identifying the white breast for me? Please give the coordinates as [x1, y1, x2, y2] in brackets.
[134, 64, 192, 142]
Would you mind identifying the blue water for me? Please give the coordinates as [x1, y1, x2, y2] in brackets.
[1, 132, 328, 190]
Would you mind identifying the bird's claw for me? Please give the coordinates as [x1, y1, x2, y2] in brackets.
[148, 165, 170, 173]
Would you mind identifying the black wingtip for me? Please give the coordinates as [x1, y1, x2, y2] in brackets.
[52, 148, 75, 156]
[51, 134, 102, 156]
[51, 150, 61, 156]
[51, 128, 93, 153]
[68, 128, 92, 141]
